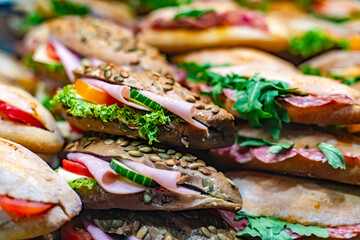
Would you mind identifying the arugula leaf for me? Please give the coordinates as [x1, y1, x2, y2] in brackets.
[50, 85, 172, 144]
[174, 8, 215, 20]
[300, 65, 323, 77]
[131, 0, 192, 12]
[51, 0, 89, 16]
[240, 138, 294, 153]
[179, 62, 295, 139]
[235, 0, 271, 12]
[316, 142, 346, 169]
[68, 178, 97, 190]
[289, 28, 350, 58]
[235, 212, 329, 239]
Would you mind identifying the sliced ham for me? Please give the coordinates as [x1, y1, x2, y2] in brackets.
[121, 159, 200, 195]
[283, 94, 353, 108]
[139, 91, 207, 130]
[81, 78, 207, 130]
[80, 78, 149, 111]
[211, 145, 360, 165]
[50, 36, 82, 83]
[67, 153, 146, 195]
[83, 220, 113, 240]
[219, 210, 360, 239]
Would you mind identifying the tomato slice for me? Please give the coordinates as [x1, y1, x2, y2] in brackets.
[68, 122, 84, 134]
[62, 159, 93, 178]
[0, 101, 44, 128]
[74, 79, 122, 106]
[0, 195, 53, 216]
[62, 217, 93, 240]
[46, 43, 61, 61]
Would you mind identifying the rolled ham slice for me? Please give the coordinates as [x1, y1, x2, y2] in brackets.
[121, 159, 200, 195]
[81, 78, 207, 130]
[67, 153, 146, 194]
[219, 210, 360, 239]
[83, 220, 113, 240]
[139, 91, 207, 130]
[50, 36, 82, 83]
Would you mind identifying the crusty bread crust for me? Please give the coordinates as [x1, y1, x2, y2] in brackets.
[0, 138, 81, 239]
[0, 84, 63, 154]
[172, 47, 298, 73]
[227, 171, 360, 227]
[139, 2, 288, 53]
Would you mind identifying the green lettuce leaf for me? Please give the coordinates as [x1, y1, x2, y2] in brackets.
[317, 142, 346, 169]
[289, 28, 350, 58]
[50, 85, 172, 144]
[68, 178, 97, 190]
[235, 212, 329, 239]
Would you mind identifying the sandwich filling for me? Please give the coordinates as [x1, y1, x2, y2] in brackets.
[220, 211, 360, 239]
[149, 8, 268, 31]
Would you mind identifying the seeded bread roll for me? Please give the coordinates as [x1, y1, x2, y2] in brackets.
[0, 138, 81, 240]
[211, 123, 360, 185]
[61, 64, 235, 150]
[0, 84, 64, 154]
[139, 1, 288, 53]
[80, 210, 236, 240]
[63, 136, 242, 211]
[49, 16, 174, 77]
[172, 47, 298, 74]
[227, 171, 360, 227]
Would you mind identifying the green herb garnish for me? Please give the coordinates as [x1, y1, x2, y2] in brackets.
[131, 0, 192, 12]
[317, 142, 346, 169]
[300, 65, 360, 86]
[174, 8, 215, 20]
[68, 178, 97, 190]
[289, 29, 350, 58]
[240, 138, 294, 154]
[235, 0, 271, 12]
[50, 85, 172, 144]
[235, 212, 329, 239]
[180, 62, 295, 139]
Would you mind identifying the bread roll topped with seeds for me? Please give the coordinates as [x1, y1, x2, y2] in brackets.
[51, 64, 235, 149]
[63, 209, 237, 240]
[57, 135, 242, 211]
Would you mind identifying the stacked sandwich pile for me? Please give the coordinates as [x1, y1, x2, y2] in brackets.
[2, 0, 360, 239]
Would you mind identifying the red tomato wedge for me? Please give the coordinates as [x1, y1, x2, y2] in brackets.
[0, 101, 44, 128]
[68, 122, 84, 134]
[74, 79, 122, 107]
[0, 195, 53, 216]
[62, 217, 93, 240]
[46, 43, 61, 61]
[62, 159, 93, 178]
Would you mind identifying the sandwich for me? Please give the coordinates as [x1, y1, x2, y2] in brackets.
[300, 50, 360, 90]
[211, 123, 360, 185]
[221, 171, 360, 239]
[0, 138, 81, 240]
[180, 64, 360, 140]
[62, 209, 237, 240]
[173, 47, 299, 75]
[0, 84, 63, 154]
[139, 1, 288, 53]
[57, 135, 242, 211]
[50, 64, 235, 149]
[27, 16, 173, 85]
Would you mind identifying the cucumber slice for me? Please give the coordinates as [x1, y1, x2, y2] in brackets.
[130, 89, 168, 113]
[110, 158, 158, 188]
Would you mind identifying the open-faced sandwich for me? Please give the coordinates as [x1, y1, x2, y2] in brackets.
[180, 64, 360, 140]
[57, 135, 242, 211]
[221, 171, 360, 239]
[62, 209, 237, 240]
[139, 1, 288, 53]
[0, 84, 63, 154]
[211, 123, 360, 185]
[0, 138, 81, 240]
[27, 16, 173, 85]
[50, 64, 235, 149]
